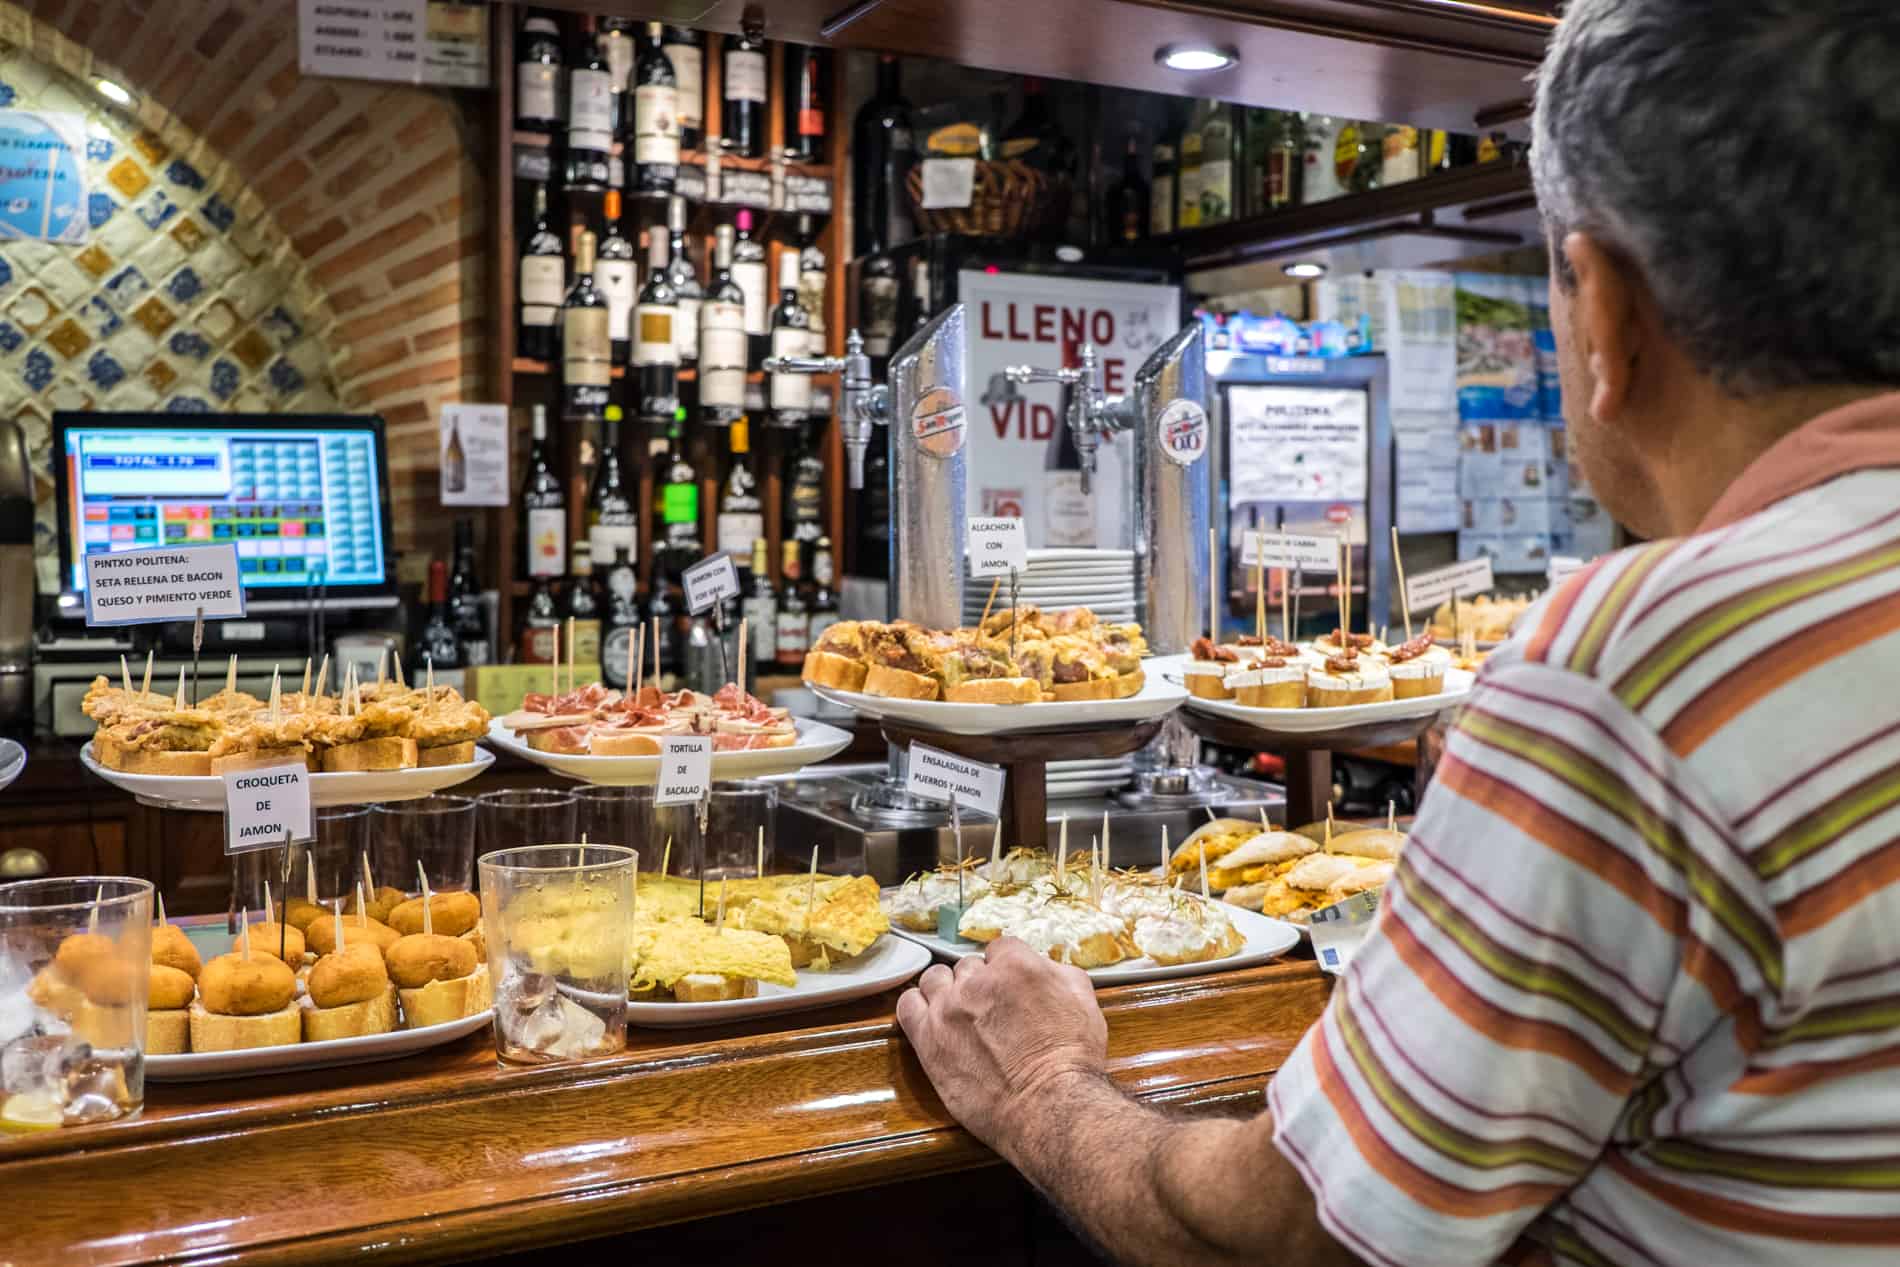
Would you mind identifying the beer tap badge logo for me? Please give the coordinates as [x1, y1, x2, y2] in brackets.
[1157, 399, 1209, 466]
[911, 386, 967, 458]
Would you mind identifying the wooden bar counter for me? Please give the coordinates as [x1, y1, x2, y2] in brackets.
[5, 961, 1331, 1265]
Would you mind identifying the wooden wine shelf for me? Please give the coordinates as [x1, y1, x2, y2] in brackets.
[512, 130, 833, 180]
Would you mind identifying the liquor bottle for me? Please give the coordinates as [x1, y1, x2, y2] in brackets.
[561, 229, 611, 420]
[1381, 124, 1422, 185]
[514, 13, 563, 134]
[586, 403, 637, 567]
[602, 544, 639, 685]
[1301, 114, 1344, 204]
[563, 540, 603, 667]
[633, 231, 680, 423]
[521, 403, 567, 580]
[768, 251, 812, 422]
[796, 215, 826, 341]
[715, 416, 764, 562]
[698, 223, 748, 422]
[631, 21, 679, 199]
[1106, 134, 1148, 242]
[1199, 101, 1234, 226]
[859, 252, 899, 360]
[784, 418, 824, 569]
[419, 558, 462, 671]
[731, 208, 770, 364]
[449, 518, 490, 666]
[774, 539, 810, 670]
[517, 182, 564, 362]
[660, 26, 704, 151]
[564, 29, 614, 192]
[595, 190, 637, 367]
[850, 54, 915, 257]
[1177, 100, 1207, 229]
[741, 536, 778, 674]
[784, 44, 827, 163]
[643, 541, 681, 678]
[1338, 120, 1382, 194]
[665, 195, 701, 364]
[721, 13, 767, 158]
[599, 17, 636, 141]
[1043, 407, 1094, 547]
[807, 535, 840, 645]
[442, 411, 467, 493]
[1001, 77, 1067, 174]
[1149, 138, 1175, 236]
[519, 574, 561, 664]
[658, 417, 701, 579]
[1268, 111, 1303, 210]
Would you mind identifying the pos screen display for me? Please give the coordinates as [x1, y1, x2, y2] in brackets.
[54, 413, 394, 606]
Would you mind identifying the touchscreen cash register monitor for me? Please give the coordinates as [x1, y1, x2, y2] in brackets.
[53, 413, 398, 612]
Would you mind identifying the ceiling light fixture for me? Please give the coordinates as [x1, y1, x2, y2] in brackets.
[1154, 43, 1238, 73]
[93, 78, 134, 108]
[1284, 261, 1328, 279]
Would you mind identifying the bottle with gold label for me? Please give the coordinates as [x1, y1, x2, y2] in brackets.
[561, 230, 611, 421]
[634, 232, 680, 423]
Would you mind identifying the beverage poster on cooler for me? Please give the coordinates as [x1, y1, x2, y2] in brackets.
[959, 269, 1179, 548]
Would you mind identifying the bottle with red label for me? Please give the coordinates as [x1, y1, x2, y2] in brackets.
[784, 44, 828, 163]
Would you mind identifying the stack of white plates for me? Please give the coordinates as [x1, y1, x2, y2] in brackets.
[1047, 756, 1135, 800]
[963, 548, 1138, 625]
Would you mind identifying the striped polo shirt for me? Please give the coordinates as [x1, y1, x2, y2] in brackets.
[1270, 394, 1900, 1266]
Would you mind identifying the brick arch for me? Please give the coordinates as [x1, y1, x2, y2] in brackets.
[10, 0, 487, 565]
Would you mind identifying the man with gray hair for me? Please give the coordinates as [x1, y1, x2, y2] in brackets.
[898, 2, 1900, 1263]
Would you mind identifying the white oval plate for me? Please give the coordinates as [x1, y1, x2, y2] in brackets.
[144, 1009, 493, 1082]
[1025, 548, 1134, 562]
[80, 744, 495, 813]
[0, 739, 24, 793]
[1157, 655, 1475, 734]
[808, 667, 1185, 737]
[484, 717, 853, 787]
[887, 902, 1300, 986]
[626, 934, 931, 1028]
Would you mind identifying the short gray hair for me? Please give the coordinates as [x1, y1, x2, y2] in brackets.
[1532, 0, 1900, 395]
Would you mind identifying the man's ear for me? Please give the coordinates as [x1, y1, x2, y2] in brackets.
[1562, 231, 1642, 428]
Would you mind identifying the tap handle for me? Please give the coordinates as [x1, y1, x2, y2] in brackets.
[763, 354, 845, 375]
[1003, 364, 1080, 387]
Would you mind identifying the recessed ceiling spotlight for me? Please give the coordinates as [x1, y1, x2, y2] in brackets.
[94, 78, 134, 108]
[1154, 43, 1238, 73]
[1284, 261, 1328, 279]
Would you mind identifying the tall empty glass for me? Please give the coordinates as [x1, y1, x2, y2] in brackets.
[373, 794, 478, 893]
[0, 877, 153, 1129]
[231, 806, 369, 918]
[573, 786, 650, 850]
[479, 844, 631, 1065]
[649, 781, 776, 880]
[476, 789, 578, 857]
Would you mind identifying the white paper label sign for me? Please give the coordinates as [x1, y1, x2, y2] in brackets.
[1547, 555, 1586, 585]
[439, 402, 510, 507]
[1241, 531, 1339, 572]
[967, 516, 1028, 577]
[1309, 889, 1380, 976]
[222, 764, 313, 855]
[654, 735, 714, 806]
[681, 553, 740, 615]
[85, 543, 246, 627]
[919, 157, 976, 210]
[904, 744, 1006, 817]
[1406, 557, 1495, 611]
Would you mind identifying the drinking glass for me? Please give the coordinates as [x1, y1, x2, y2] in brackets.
[232, 807, 370, 917]
[478, 844, 632, 1065]
[647, 780, 776, 881]
[476, 789, 578, 857]
[372, 794, 478, 894]
[573, 786, 651, 850]
[0, 877, 153, 1128]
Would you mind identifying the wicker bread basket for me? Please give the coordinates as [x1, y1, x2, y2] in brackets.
[906, 158, 1068, 239]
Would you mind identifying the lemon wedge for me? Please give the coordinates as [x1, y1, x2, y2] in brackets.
[0, 1092, 64, 1133]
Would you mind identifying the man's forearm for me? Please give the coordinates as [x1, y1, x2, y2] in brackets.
[992, 1070, 1353, 1267]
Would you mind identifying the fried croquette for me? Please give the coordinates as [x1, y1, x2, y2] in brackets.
[387, 890, 481, 938]
[199, 953, 296, 1015]
[151, 923, 202, 978]
[385, 933, 477, 989]
[306, 912, 402, 956]
[149, 963, 197, 1010]
[307, 944, 390, 1009]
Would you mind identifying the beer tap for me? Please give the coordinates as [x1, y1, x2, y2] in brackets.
[1002, 343, 1138, 495]
[763, 329, 888, 489]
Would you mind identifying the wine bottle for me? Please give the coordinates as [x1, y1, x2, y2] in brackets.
[517, 182, 564, 362]
[1106, 134, 1148, 242]
[1178, 100, 1207, 230]
[784, 43, 827, 163]
[520, 574, 561, 664]
[602, 544, 640, 686]
[514, 14, 563, 134]
[643, 541, 680, 679]
[1149, 139, 1175, 236]
[586, 403, 637, 570]
[563, 540, 603, 668]
[807, 535, 840, 645]
[774, 538, 810, 669]
[595, 189, 637, 367]
[1199, 101, 1234, 226]
[660, 26, 704, 152]
[784, 418, 824, 570]
[658, 418, 701, 580]
[564, 29, 614, 192]
[633, 231, 680, 423]
[859, 252, 899, 360]
[698, 224, 748, 422]
[850, 54, 915, 257]
[715, 416, 764, 562]
[721, 14, 767, 158]
[768, 251, 811, 422]
[731, 208, 769, 365]
[631, 20, 679, 199]
[521, 403, 566, 580]
[419, 558, 462, 671]
[449, 518, 490, 666]
[599, 17, 636, 141]
[665, 195, 701, 364]
[796, 214, 826, 341]
[442, 412, 467, 494]
[742, 536, 778, 675]
[561, 229, 611, 420]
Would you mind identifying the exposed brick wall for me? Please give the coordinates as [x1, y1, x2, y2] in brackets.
[5, 0, 488, 579]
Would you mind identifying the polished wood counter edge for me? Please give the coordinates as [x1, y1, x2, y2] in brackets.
[7, 960, 1331, 1267]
